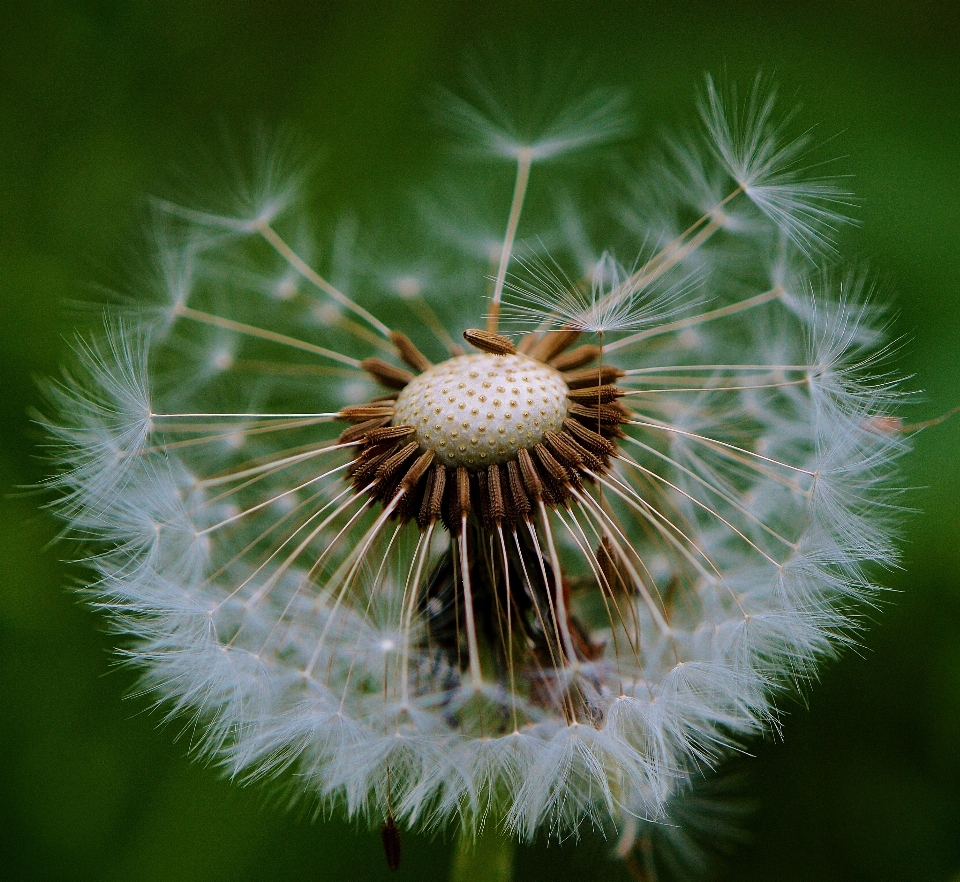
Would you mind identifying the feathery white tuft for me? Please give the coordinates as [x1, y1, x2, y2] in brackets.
[43, 72, 909, 856]
[699, 75, 853, 254]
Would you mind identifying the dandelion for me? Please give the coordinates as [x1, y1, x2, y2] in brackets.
[42, 71, 907, 875]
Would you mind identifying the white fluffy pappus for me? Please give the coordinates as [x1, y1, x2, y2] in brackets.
[42, 73, 909, 856]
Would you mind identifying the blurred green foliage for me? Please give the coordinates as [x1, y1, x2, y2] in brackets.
[1, 1, 958, 880]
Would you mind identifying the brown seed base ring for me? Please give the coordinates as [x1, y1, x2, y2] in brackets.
[338, 328, 628, 535]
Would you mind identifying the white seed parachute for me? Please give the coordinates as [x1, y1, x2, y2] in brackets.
[42, 72, 907, 848]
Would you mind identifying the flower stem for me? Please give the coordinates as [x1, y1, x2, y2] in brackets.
[449, 825, 515, 882]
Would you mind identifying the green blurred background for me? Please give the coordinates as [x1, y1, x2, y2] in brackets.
[1, 1, 958, 879]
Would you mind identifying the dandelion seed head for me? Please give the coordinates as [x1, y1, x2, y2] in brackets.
[41, 67, 909, 855]
[393, 353, 569, 468]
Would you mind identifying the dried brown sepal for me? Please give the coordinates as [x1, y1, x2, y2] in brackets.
[376, 442, 419, 483]
[362, 358, 416, 389]
[417, 463, 447, 528]
[562, 432, 606, 473]
[517, 444, 579, 505]
[544, 431, 582, 468]
[568, 401, 630, 426]
[527, 328, 582, 363]
[517, 447, 544, 501]
[456, 465, 472, 517]
[401, 449, 435, 491]
[533, 442, 576, 489]
[339, 404, 396, 423]
[566, 385, 626, 404]
[338, 416, 392, 444]
[497, 463, 519, 523]
[364, 425, 416, 444]
[377, 471, 406, 507]
[477, 468, 492, 526]
[463, 328, 517, 356]
[443, 467, 461, 535]
[486, 463, 505, 524]
[550, 344, 601, 372]
[563, 364, 626, 389]
[389, 330, 433, 372]
[506, 460, 532, 519]
[563, 418, 616, 455]
[350, 439, 394, 465]
[545, 431, 604, 474]
[351, 445, 398, 485]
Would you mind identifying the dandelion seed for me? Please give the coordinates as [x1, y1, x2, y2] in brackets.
[499, 250, 696, 336]
[42, 70, 908, 868]
[698, 75, 854, 255]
